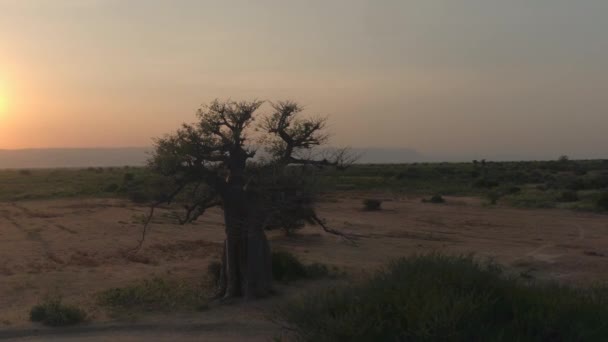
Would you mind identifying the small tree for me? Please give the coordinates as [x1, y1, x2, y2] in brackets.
[145, 99, 353, 299]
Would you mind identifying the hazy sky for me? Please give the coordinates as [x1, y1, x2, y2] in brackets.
[1, 0, 607, 159]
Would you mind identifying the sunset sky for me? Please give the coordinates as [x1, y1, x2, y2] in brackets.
[1, 0, 607, 159]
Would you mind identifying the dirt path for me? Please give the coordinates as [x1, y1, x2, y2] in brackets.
[0, 322, 273, 342]
[1, 194, 608, 340]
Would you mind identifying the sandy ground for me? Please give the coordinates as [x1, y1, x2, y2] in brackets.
[1, 193, 608, 340]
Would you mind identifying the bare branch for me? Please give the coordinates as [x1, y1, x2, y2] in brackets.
[311, 214, 363, 245]
[177, 199, 222, 224]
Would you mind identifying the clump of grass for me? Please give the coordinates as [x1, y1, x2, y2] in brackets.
[422, 194, 445, 204]
[123, 172, 135, 182]
[276, 254, 608, 341]
[98, 277, 208, 314]
[485, 190, 501, 205]
[362, 199, 382, 211]
[272, 251, 333, 282]
[597, 192, 608, 211]
[207, 260, 222, 285]
[104, 183, 119, 193]
[272, 251, 308, 282]
[127, 191, 150, 203]
[303, 263, 331, 279]
[505, 189, 557, 209]
[557, 190, 579, 203]
[30, 297, 87, 327]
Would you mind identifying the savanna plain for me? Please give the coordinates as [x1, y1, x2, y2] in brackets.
[1, 159, 608, 341]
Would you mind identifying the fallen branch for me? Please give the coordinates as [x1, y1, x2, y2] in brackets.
[311, 214, 365, 245]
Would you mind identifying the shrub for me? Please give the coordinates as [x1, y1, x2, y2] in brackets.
[362, 199, 382, 211]
[557, 175, 585, 191]
[272, 251, 332, 282]
[19, 169, 32, 176]
[277, 254, 608, 341]
[422, 194, 445, 204]
[505, 186, 521, 194]
[98, 277, 207, 313]
[506, 190, 556, 209]
[597, 192, 608, 211]
[30, 298, 86, 327]
[304, 263, 331, 279]
[123, 172, 135, 182]
[104, 183, 119, 193]
[472, 178, 499, 188]
[486, 191, 501, 205]
[127, 191, 150, 204]
[207, 261, 222, 285]
[557, 190, 579, 202]
[272, 251, 308, 282]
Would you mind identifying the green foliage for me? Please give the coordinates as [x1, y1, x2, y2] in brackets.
[472, 178, 500, 188]
[486, 191, 501, 205]
[104, 183, 119, 193]
[123, 172, 135, 182]
[272, 251, 332, 282]
[255, 165, 322, 236]
[597, 192, 608, 211]
[29, 297, 87, 327]
[362, 198, 382, 211]
[422, 194, 445, 204]
[277, 254, 608, 342]
[557, 190, 579, 203]
[272, 251, 308, 282]
[1, 158, 607, 212]
[97, 277, 208, 313]
[504, 189, 557, 209]
[0, 167, 147, 201]
[303, 263, 331, 279]
[207, 261, 222, 285]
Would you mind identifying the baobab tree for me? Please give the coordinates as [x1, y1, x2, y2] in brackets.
[145, 99, 354, 299]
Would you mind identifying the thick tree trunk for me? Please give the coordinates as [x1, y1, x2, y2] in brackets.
[217, 220, 272, 298]
[243, 223, 273, 297]
[217, 189, 273, 299]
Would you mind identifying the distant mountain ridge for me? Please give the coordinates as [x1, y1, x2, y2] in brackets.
[0, 147, 425, 169]
[0, 148, 151, 169]
[0, 147, 602, 169]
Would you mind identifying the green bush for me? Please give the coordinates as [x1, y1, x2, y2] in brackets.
[30, 298, 87, 327]
[277, 254, 608, 342]
[127, 190, 150, 204]
[506, 189, 556, 209]
[272, 251, 332, 282]
[422, 194, 445, 204]
[362, 199, 382, 211]
[104, 183, 119, 193]
[486, 191, 501, 205]
[557, 190, 579, 202]
[98, 277, 207, 313]
[472, 178, 499, 188]
[597, 192, 608, 211]
[272, 251, 308, 282]
[304, 263, 331, 279]
[207, 261, 222, 285]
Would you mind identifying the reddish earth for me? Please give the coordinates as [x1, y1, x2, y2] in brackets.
[1, 193, 608, 340]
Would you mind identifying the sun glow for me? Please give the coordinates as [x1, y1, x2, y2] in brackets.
[0, 81, 7, 116]
[0, 94, 5, 115]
